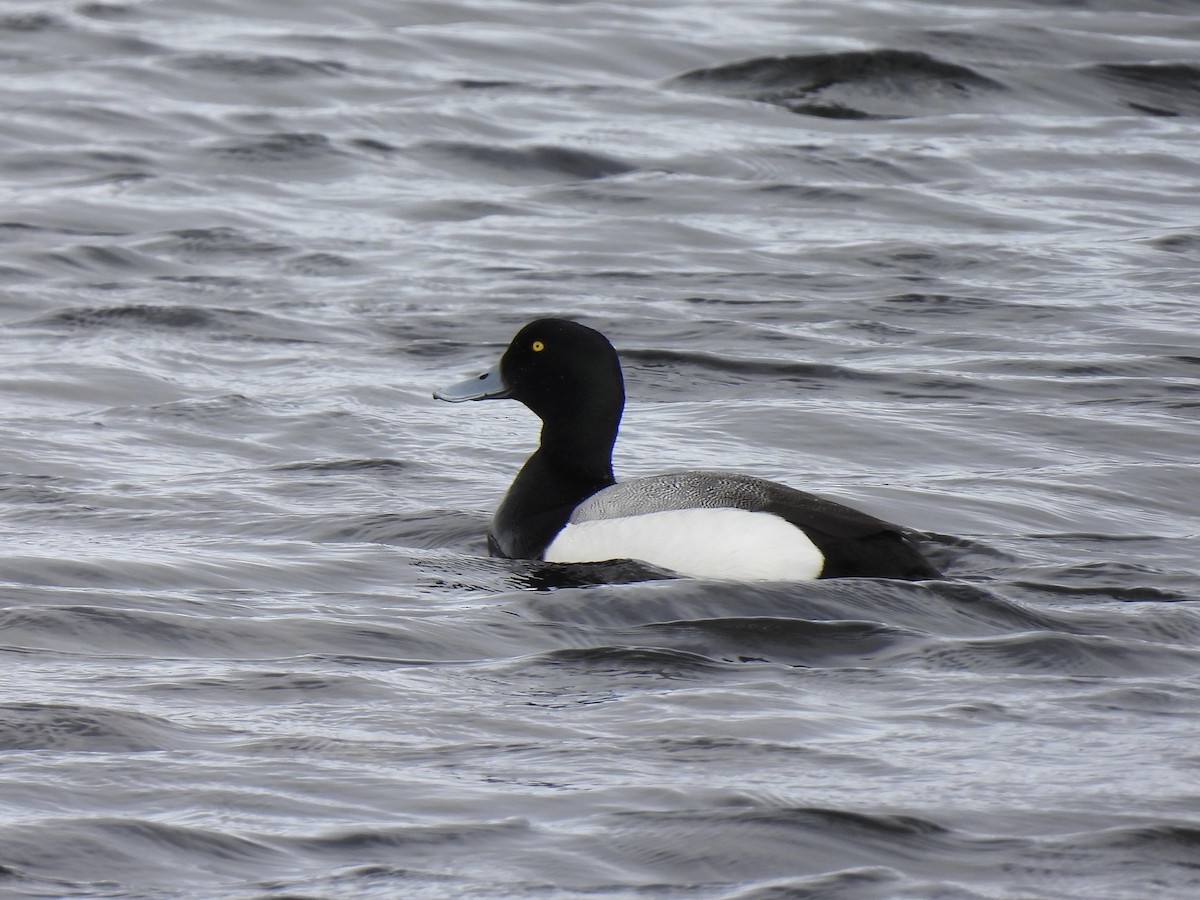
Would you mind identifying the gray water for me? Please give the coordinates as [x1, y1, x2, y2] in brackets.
[1, 1, 1199, 898]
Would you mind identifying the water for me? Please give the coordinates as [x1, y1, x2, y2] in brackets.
[1, 1, 1198, 897]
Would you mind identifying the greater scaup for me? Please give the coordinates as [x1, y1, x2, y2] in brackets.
[435, 318, 941, 581]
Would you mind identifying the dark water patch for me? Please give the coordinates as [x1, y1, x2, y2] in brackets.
[77, 3, 141, 21]
[1014, 561, 1196, 605]
[28, 303, 325, 343]
[414, 140, 637, 183]
[169, 53, 349, 79]
[41, 303, 218, 330]
[449, 79, 611, 100]
[679, 293, 808, 309]
[960, 345, 1200, 381]
[928, 578, 1200, 647]
[103, 392, 257, 424]
[255, 510, 487, 550]
[1090, 820, 1200, 859]
[623, 346, 876, 387]
[376, 511, 493, 552]
[71, 168, 153, 189]
[139, 669, 395, 703]
[0, 10, 159, 58]
[0, 818, 287, 886]
[1090, 62, 1200, 117]
[253, 458, 446, 515]
[0, 262, 48, 283]
[347, 136, 398, 154]
[515, 576, 1200, 674]
[146, 226, 292, 262]
[881, 292, 1010, 316]
[1038, 821, 1200, 882]
[868, 245, 996, 278]
[0, 473, 83, 507]
[373, 326, 476, 358]
[720, 868, 902, 899]
[892, 630, 1200, 677]
[272, 457, 412, 475]
[1018, 579, 1189, 604]
[670, 49, 1006, 119]
[0, 12, 62, 32]
[1150, 231, 1200, 255]
[285, 251, 360, 276]
[0, 603, 569, 665]
[621, 344, 986, 404]
[1069, 684, 1200, 717]
[0, 604, 283, 656]
[31, 243, 170, 278]
[154, 274, 260, 289]
[455, 79, 524, 91]
[0, 222, 48, 241]
[921, 534, 1013, 576]
[2, 146, 156, 181]
[594, 805, 1200, 895]
[287, 819, 532, 855]
[231, 733, 394, 758]
[636, 617, 921, 668]
[406, 197, 530, 222]
[516, 645, 739, 679]
[631, 599, 1193, 676]
[994, 0, 1194, 14]
[263, 820, 571, 896]
[0, 702, 198, 752]
[753, 182, 868, 205]
[0, 220, 124, 239]
[205, 132, 346, 167]
[633, 735, 898, 772]
[0, 361, 186, 413]
[596, 805, 1009, 887]
[515, 578, 1056, 638]
[1026, 595, 1200, 653]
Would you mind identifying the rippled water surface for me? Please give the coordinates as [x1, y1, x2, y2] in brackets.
[2, 1, 1199, 897]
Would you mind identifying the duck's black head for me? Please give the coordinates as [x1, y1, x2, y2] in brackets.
[437, 319, 623, 418]
[435, 318, 626, 476]
[498, 318, 624, 424]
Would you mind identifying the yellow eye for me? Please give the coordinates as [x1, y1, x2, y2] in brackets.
[531, 340, 545, 352]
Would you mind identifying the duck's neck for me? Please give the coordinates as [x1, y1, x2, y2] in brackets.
[537, 410, 617, 484]
[489, 406, 620, 559]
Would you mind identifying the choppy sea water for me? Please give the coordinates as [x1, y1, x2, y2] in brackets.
[1, 1, 1199, 897]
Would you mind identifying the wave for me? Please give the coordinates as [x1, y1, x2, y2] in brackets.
[670, 49, 1006, 119]
[413, 140, 638, 183]
[0, 702, 207, 752]
[671, 47, 1200, 119]
[21, 303, 325, 343]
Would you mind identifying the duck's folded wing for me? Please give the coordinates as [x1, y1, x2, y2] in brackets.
[572, 471, 940, 580]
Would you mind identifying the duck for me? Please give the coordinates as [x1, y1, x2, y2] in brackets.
[434, 318, 941, 581]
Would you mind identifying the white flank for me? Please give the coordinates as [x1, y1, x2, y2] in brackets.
[543, 507, 824, 581]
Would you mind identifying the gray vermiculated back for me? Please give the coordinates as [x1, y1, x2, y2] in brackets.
[569, 471, 778, 522]
[570, 471, 893, 538]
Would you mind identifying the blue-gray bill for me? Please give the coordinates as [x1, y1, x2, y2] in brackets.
[433, 364, 511, 402]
